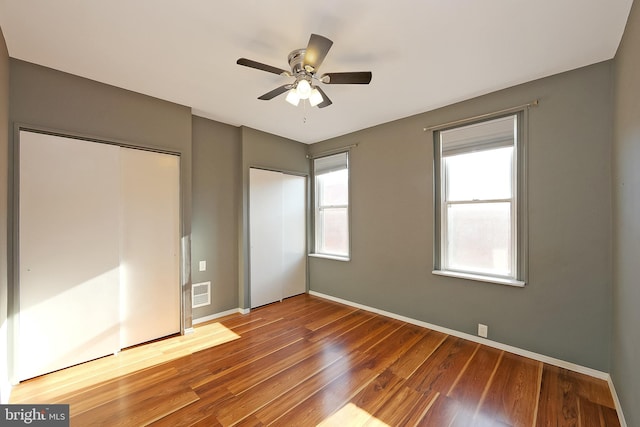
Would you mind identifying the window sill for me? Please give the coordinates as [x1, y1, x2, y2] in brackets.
[308, 253, 350, 262]
[432, 270, 525, 287]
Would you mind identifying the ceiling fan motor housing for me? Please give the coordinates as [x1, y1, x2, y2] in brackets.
[287, 48, 314, 89]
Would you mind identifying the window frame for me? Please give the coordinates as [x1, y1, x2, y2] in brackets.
[311, 151, 351, 261]
[433, 112, 527, 286]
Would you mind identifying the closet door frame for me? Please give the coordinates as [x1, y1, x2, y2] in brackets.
[9, 124, 189, 384]
[248, 166, 308, 309]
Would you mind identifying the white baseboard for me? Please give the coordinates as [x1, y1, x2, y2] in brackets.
[310, 291, 628, 423]
[310, 290, 608, 379]
[607, 376, 628, 427]
[193, 307, 248, 325]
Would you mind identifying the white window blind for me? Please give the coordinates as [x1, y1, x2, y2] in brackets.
[441, 115, 516, 157]
[314, 152, 348, 174]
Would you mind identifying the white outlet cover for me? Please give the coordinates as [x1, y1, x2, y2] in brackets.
[199, 260, 206, 272]
[478, 324, 488, 338]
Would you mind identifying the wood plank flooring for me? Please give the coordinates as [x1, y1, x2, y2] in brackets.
[10, 294, 620, 426]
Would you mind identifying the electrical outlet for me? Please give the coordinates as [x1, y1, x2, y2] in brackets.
[199, 260, 206, 272]
[478, 323, 488, 338]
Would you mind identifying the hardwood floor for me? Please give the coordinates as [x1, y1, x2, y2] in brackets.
[10, 294, 620, 426]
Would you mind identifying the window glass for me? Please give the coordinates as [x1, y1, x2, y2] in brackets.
[317, 169, 348, 205]
[317, 207, 349, 256]
[445, 202, 512, 276]
[445, 147, 513, 201]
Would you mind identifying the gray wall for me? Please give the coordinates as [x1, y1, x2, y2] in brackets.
[612, 0, 640, 425]
[0, 27, 9, 403]
[3, 15, 637, 420]
[309, 61, 613, 371]
[191, 116, 241, 318]
[8, 59, 194, 331]
[239, 126, 309, 309]
[5, 58, 310, 337]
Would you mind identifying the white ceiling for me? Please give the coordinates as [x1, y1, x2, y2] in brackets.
[0, 1, 633, 143]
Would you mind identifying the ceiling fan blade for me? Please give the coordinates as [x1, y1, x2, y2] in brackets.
[315, 86, 333, 108]
[257, 85, 291, 100]
[321, 71, 372, 84]
[303, 34, 333, 71]
[237, 58, 290, 76]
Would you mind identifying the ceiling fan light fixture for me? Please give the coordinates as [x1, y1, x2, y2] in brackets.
[296, 79, 312, 99]
[285, 88, 301, 106]
[309, 88, 323, 107]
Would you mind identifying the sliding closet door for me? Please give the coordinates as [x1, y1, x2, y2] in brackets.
[249, 168, 306, 308]
[119, 148, 180, 349]
[18, 131, 121, 381]
[18, 131, 182, 380]
[281, 173, 306, 299]
[249, 168, 284, 308]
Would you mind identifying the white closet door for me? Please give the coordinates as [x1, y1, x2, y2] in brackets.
[250, 168, 284, 308]
[18, 131, 121, 381]
[250, 168, 306, 308]
[119, 148, 181, 349]
[281, 174, 306, 299]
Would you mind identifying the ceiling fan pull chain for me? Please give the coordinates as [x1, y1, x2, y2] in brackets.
[303, 99, 308, 124]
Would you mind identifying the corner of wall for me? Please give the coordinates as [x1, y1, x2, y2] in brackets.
[239, 126, 309, 310]
[0, 24, 11, 404]
[611, 1, 640, 425]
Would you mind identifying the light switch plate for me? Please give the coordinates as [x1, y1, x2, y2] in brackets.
[199, 260, 206, 272]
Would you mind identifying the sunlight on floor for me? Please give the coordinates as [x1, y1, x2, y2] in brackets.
[318, 403, 390, 427]
[10, 321, 240, 404]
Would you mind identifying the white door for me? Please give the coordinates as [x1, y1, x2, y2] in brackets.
[281, 173, 306, 299]
[119, 148, 181, 349]
[250, 168, 284, 308]
[19, 131, 121, 381]
[18, 131, 182, 380]
[249, 168, 306, 308]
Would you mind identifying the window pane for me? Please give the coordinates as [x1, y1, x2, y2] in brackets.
[317, 169, 348, 206]
[445, 202, 512, 276]
[445, 147, 513, 201]
[318, 207, 349, 256]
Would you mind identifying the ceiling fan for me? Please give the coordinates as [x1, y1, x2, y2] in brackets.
[236, 34, 372, 108]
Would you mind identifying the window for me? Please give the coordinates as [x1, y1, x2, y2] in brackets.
[434, 114, 526, 286]
[313, 152, 350, 258]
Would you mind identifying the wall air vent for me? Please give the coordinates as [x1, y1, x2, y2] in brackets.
[192, 281, 211, 308]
